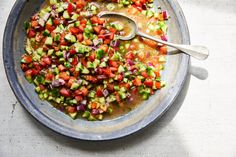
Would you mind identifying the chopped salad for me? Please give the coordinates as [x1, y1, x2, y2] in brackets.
[21, 0, 168, 120]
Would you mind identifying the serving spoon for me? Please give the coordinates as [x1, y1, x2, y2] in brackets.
[98, 12, 209, 60]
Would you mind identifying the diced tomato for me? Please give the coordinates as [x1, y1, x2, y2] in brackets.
[109, 27, 117, 33]
[125, 51, 135, 60]
[67, 106, 76, 113]
[66, 77, 76, 87]
[89, 52, 95, 62]
[93, 25, 102, 34]
[108, 60, 119, 68]
[59, 72, 70, 81]
[80, 19, 87, 25]
[58, 64, 66, 72]
[76, 0, 87, 9]
[80, 58, 87, 67]
[99, 44, 109, 53]
[76, 34, 83, 42]
[67, 3, 74, 15]
[21, 64, 29, 72]
[39, 84, 46, 91]
[96, 86, 103, 97]
[84, 75, 97, 83]
[80, 87, 88, 96]
[156, 29, 163, 36]
[159, 46, 167, 54]
[53, 18, 60, 26]
[102, 68, 115, 78]
[60, 88, 70, 97]
[41, 56, 51, 65]
[27, 29, 36, 38]
[46, 24, 55, 32]
[104, 39, 111, 44]
[22, 55, 33, 64]
[144, 79, 153, 87]
[25, 69, 33, 77]
[109, 32, 114, 40]
[137, 51, 145, 61]
[69, 49, 76, 55]
[98, 18, 105, 25]
[45, 73, 54, 82]
[91, 102, 97, 109]
[115, 93, 121, 102]
[31, 20, 38, 28]
[78, 25, 85, 32]
[129, 44, 136, 50]
[107, 84, 114, 92]
[69, 27, 80, 35]
[74, 89, 82, 96]
[133, 77, 142, 86]
[90, 16, 99, 24]
[117, 74, 123, 82]
[155, 81, 161, 89]
[141, 71, 149, 78]
[75, 95, 83, 102]
[155, 70, 160, 77]
[85, 39, 92, 46]
[71, 56, 78, 66]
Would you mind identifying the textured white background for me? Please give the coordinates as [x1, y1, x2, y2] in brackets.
[1, 0, 236, 156]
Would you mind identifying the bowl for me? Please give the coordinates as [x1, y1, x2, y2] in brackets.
[3, 0, 190, 140]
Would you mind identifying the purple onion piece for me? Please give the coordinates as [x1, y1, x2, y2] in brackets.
[97, 75, 107, 80]
[142, 4, 147, 10]
[91, 109, 99, 115]
[81, 100, 87, 105]
[129, 97, 134, 102]
[77, 105, 86, 112]
[147, 62, 154, 67]
[98, 109, 104, 114]
[161, 35, 168, 41]
[127, 59, 134, 66]
[52, 79, 65, 87]
[110, 40, 120, 48]
[103, 89, 109, 97]
[52, 5, 57, 10]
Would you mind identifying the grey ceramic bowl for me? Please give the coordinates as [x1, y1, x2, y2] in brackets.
[3, 0, 190, 140]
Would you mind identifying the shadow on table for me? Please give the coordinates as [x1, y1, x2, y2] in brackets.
[24, 62, 208, 155]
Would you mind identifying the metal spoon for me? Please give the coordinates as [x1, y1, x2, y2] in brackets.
[98, 12, 209, 60]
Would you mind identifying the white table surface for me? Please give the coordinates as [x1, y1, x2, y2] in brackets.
[1, 0, 236, 156]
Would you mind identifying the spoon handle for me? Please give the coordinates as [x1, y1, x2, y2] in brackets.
[137, 31, 209, 60]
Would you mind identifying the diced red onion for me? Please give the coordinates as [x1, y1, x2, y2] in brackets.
[110, 40, 120, 48]
[161, 35, 168, 41]
[97, 75, 107, 80]
[162, 11, 168, 20]
[146, 52, 150, 58]
[127, 59, 134, 66]
[147, 62, 154, 66]
[77, 105, 85, 112]
[52, 79, 65, 87]
[103, 89, 109, 97]
[98, 109, 104, 114]
[129, 97, 134, 102]
[91, 109, 99, 115]
[81, 100, 87, 105]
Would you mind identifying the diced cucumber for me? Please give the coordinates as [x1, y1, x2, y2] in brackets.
[81, 67, 90, 74]
[118, 65, 125, 73]
[65, 34, 76, 43]
[49, 0, 58, 5]
[45, 37, 53, 45]
[63, 11, 70, 19]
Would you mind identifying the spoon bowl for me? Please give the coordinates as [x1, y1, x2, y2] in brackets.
[99, 12, 209, 60]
